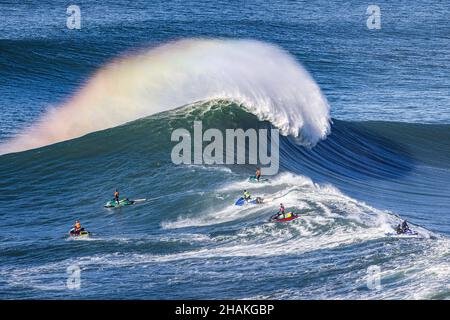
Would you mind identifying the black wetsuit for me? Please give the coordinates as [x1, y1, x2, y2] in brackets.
[396, 221, 410, 234]
[402, 221, 409, 231]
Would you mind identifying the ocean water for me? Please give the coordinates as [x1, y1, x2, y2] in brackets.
[0, 0, 449, 299]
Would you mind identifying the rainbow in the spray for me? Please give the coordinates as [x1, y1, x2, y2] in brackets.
[0, 38, 331, 154]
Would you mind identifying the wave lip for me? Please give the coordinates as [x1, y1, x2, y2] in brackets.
[0, 38, 330, 154]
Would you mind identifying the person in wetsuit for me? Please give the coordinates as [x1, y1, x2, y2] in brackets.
[278, 203, 286, 218]
[395, 220, 410, 234]
[70, 220, 84, 235]
[114, 189, 120, 204]
[255, 168, 261, 181]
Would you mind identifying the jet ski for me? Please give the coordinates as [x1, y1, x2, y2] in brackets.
[269, 212, 299, 222]
[69, 228, 90, 237]
[104, 198, 135, 208]
[385, 228, 418, 237]
[235, 197, 264, 206]
[249, 175, 269, 183]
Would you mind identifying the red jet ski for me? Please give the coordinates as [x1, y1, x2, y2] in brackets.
[269, 212, 299, 222]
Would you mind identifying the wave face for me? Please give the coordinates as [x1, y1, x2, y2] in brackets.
[1, 102, 449, 299]
[0, 39, 330, 154]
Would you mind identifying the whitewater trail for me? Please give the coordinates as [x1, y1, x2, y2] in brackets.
[161, 172, 433, 238]
[0, 38, 330, 154]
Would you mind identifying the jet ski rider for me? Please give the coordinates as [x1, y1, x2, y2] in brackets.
[114, 189, 120, 204]
[72, 220, 83, 234]
[243, 190, 251, 200]
[255, 168, 261, 181]
[396, 220, 410, 234]
[278, 203, 285, 218]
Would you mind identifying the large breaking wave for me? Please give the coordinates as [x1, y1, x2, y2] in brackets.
[0, 38, 330, 154]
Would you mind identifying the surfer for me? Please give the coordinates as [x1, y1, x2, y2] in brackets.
[255, 168, 261, 181]
[243, 190, 251, 200]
